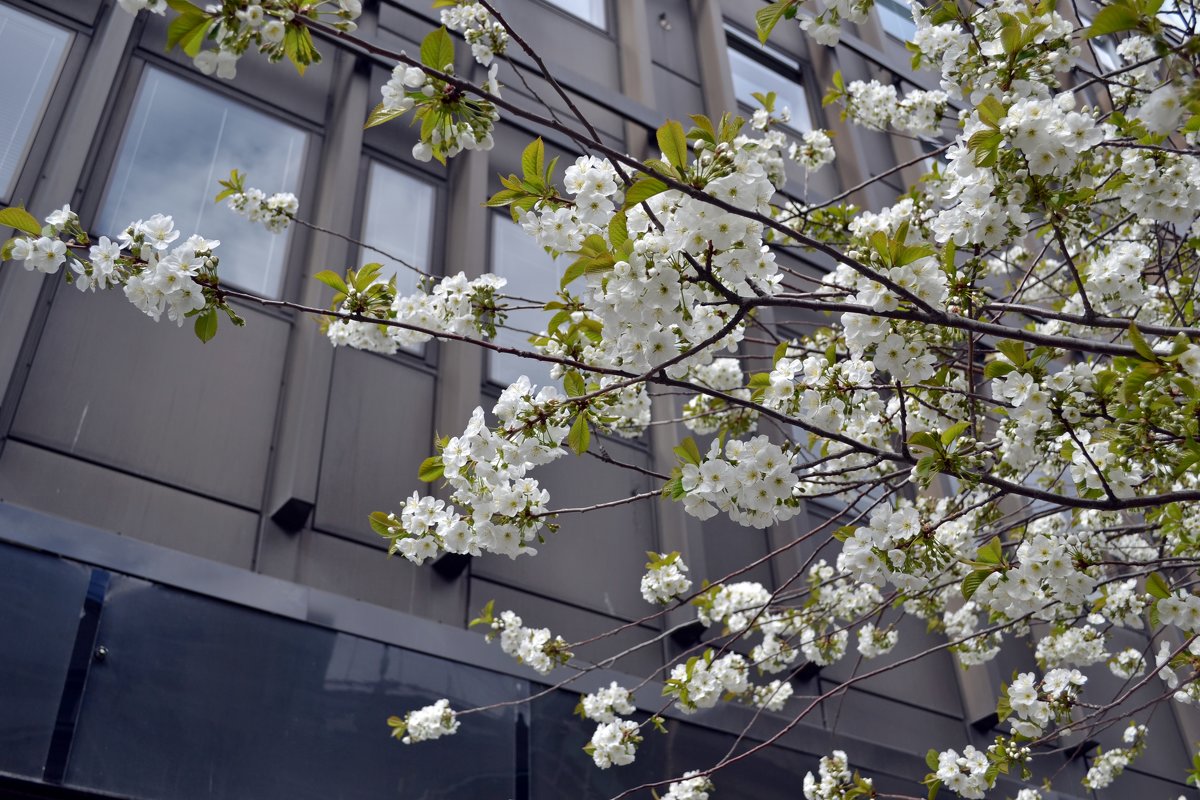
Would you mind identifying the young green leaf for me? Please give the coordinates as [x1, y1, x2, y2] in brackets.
[656, 120, 689, 173]
[420, 27, 455, 71]
[568, 412, 590, 455]
[0, 206, 44, 236]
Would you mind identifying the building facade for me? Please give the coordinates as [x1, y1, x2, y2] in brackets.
[0, 0, 1194, 798]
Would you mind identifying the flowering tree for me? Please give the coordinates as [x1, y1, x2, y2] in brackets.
[6, 0, 1200, 796]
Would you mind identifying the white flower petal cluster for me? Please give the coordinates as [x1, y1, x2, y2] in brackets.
[803, 750, 869, 800]
[1156, 640, 1200, 705]
[749, 679, 793, 712]
[579, 682, 635, 724]
[856, 622, 899, 658]
[844, 80, 949, 135]
[394, 699, 459, 744]
[1082, 723, 1147, 790]
[666, 652, 748, 713]
[439, 1, 507, 66]
[1005, 669, 1086, 738]
[380, 63, 499, 162]
[679, 436, 799, 528]
[682, 358, 757, 436]
[225, 188, 298, 232]
[490, 609, 570, 675]
[1157, 590, 1200, 632]
[327, 272, 507, 354]
[586, 719, 640, 768]
[934, 746, 990, 799]
[1108, 648, 1146, 679]
[788, 130, 837, 173]
[1000, 94, 1105, 177]
[1034, 625, 1108, 669]
[661, 772, 713, 800]
[640, 552, 692, 605]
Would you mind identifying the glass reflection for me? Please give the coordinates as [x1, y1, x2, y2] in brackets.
[728, 47, 812, 132]
[545, 0, 607, 28]
[488, 213, 563, 388]
[360, 161, 436, 297]
[0, 6, 70, 199]
[877, 0, 917, 41]
[98, 67, 307, 297]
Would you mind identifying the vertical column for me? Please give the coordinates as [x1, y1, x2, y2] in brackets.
[615, 0, 656, 152]
[256, 29, 372, 573]
[0, 4, 136, 439]
[690, 0, 736, 118]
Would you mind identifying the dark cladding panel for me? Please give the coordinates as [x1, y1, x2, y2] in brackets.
[471, 437, 657, 622]
[652, 66, 705, 124]
[65, 574, 520, 800]
[701, 515, 774, 588]
[817, 679, 964, 756]
[487, 0, 619, 89]
[294, 530, 467, 626]
[0, 441, 258, 567]
[0, 542, 90, 779]
[645, 0, 700, 78]
[11, 289, 289, 509]
[313, 347, 436, 545]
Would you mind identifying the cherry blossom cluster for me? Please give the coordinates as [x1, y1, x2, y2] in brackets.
[387, 699, 459, 744]
[1082, 723, 1147, 790]
[326, 271, 507, 354]
[585, 719, 641, 768]
[379, 61, 500, 162]
[1155, 640, 1200, 705]
[488, 609, 571, 675]
[1003, 668, 1087, 738]
[663, 650, 749, 713]
[9, 207, 218, 327]
[681, 358, 757, 436]
[224, 188, 298, 233]
[839, 80, 950, 136]
[678, 436, 801, 528]
[660, 772, 713, 800]
[437, 1, 508, 66]
[640, 552, 693, 605]
[802, 750, 871, 800]
[578, 681, 636, 723]
[931, 746, 990, 799]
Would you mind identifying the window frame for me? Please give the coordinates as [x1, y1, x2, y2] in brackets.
[724, 24, 820, 135]
[82, 55, 320, 306]
[350, 151, 448, 371]
[533, 0, 610, 33]
[875, 0, 918, 42]
[0, 1, 79, 205]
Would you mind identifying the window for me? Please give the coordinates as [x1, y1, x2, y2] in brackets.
[98, 67, 308, 298]
[487, 213, 562, 388]
[1077, 15, 1119, 72]
[359, 161, 436, 297]
[0, 6, 70, 200]
[726, 30, 813, 132]
[876, 0, 917, 41]
[543, 0, 606, 29]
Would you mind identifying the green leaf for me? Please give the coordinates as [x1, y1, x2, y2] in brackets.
[995, 339, 1027, 366]
[925, 749, 940, 771]
[365, 101, 408, 129]
[1146, 571, 1171, 600]
[0, 206, 44, 236]
[1127, 322, 1157, 362]
[940, 420, 971, 447]
[418, 455, 444, 483]
[568, 412, 590, 455]
[998, 13, 1022, 54]
[961, 569, 991, 600]
[984, 361, 1015, 380]
[976, 536, 1003, 565]
[623, 177, 668, 209]
[179, 16, 214, 58]
[772, 340, 790, 366]
[608, 210, 629, 249]
[283, 25, 321, 74]
[656, 120, 689, 173]
[976, 95, 1006, 129]
[421, 27, 455, 71]
[521, 138, 545, 181]
[563, 370, 585, 397]
[193, 309, 218, 343]
[369, 511, 396, 538]
[314, 269, 348, 294]
[1122, 361, 1162, 403]
[755, 0, 794, 43]
[1087, 3, 1141, 36]
[674, 437, 702, 466]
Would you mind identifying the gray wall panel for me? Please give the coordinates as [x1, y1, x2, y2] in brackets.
[471, 577, 663, 676]
[701, 516, 774, 587]
[0, 441, 258, 567]
[313, 347, 436, 544]
[651, 65, 705, 123]
[472, 437, 657, 622]
[12, 289, 289, 508]
[489, 0, 619, 89]
[645, 0, 700, 78]
[294, 529, 467, 625]
[819, 679, 964, 755]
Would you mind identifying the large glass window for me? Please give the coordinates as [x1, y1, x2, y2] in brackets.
[0, 6, 70, 201]
[543, 0, 607, 29]
[359, 161, 436, 297]
[726, 31, 813, 132]
[876, 0, 917, 41]
[487, 214, 562, 388]
[98, 67, 308, 298]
